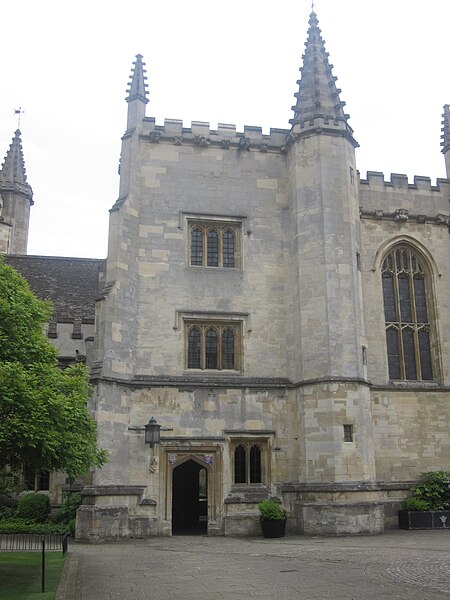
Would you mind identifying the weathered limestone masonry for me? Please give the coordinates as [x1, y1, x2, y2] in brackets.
[73, 10, 450, 540]
[360, 172, 450, 528]
[5, 9, 448, 537]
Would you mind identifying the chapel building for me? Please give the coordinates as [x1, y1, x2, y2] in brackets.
[2, 9, 450, 538]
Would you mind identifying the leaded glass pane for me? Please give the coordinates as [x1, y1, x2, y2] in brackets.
[249, 445, 261, 483]
[221, 328, 235, 369]
[382, 274, 397, 322]
[205, 329, 218, 369]
[387, 254, 393, 270]
[402, 250, 409, 271]
[383, 247, 435, 381]
[223, 229, 235, 268]
[414, 277, 428, 323]
[191, 228, 203, 266]
[234, 445, 246, 483]
[386, 328, 401, 379]
[419, 329, 433, 380]
[38, 471, 50, 491]
[398, 276, 412, 322]
[188, 328, 201, 368]
[402, 328, 417, 380]
[207, 230, 219, 267]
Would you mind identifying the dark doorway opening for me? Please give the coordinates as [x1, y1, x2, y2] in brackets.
[172, 459, 207, 535]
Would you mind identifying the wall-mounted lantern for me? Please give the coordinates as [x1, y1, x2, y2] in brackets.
[144, 417, 161, 447]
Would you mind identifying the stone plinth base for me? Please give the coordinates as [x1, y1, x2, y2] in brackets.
[297, 501, 384, 535]
[282, 481, 413, 535]
[75, 485, 158, 542]
[223, 513, 260, 536]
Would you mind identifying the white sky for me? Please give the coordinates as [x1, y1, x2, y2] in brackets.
[1, 0, 449, 259]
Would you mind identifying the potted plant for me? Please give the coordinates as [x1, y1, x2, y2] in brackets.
[258, 499, 287, 538]
[398, 470, 450, 530]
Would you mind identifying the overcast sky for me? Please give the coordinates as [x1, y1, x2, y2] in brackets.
[1, 0, 449, 258]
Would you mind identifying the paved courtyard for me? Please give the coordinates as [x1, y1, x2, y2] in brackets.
[58, 530, 450, 599]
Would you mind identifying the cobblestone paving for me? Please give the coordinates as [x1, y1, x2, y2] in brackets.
[59, 531, 450, 599]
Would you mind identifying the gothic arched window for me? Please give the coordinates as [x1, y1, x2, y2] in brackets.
[190, 227, 203, 266]
[222, 229, 235, 268]
[205, 328, 218, 369]
[234, 444, 247, 484]
[187, 326, 201, 369]
[207, 229, 219, 267]
[221, 328, 235, 370]
[233, 443, 262, 484]
[382, 245, 434, 381]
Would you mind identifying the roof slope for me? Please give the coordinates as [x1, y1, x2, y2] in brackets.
[5, 255, 105, 323]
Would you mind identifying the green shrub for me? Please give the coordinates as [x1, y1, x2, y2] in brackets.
[258, 499, 287, 521]
[402, 497, 431, 511]
[66, 518, 76, 537]
[0, 518, 67, 534]
[16, 493, 51, 523]
[410, 471, 450, 511]
[53, 493, 81, 524]
[0, 505, 16, 519]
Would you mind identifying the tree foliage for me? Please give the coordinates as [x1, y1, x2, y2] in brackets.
[0, 258, 107, 480]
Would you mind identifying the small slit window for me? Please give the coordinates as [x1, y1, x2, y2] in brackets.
[343, 424, 353, 443]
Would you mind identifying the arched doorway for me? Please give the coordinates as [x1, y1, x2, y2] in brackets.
[172, 459, 207, 534]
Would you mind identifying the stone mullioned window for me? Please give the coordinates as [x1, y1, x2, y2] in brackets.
[189, 221, 240, 268]
[382, 245, 434, 381]
[233, 442, 262, 484]
[186, 322, 242, 371]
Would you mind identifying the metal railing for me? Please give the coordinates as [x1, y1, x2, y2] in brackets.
[0, 533, 68, 554]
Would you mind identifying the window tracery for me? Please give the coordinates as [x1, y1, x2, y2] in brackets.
[382, 245, 434, 381]
[233, 442, 262, 484]
[189, 222, 239, 268]
[186, 322, 241, 370]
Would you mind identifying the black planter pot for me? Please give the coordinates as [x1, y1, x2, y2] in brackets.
[260, 519, 287, 538]
[398, 510, 450, 530]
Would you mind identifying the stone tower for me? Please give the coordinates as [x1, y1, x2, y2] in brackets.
[0, 130, 33, 255]
[285, 10, 377, 530]
[77, 9, 450, 541]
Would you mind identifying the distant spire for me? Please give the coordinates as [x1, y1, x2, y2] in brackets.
[14, 107, 25, 129]
[290, 10, 357, 146]
[0, 130, 33, 202]
[126, 54, 149, 104]
[441, 104, 450, 154]
[441, 104, 450, 179]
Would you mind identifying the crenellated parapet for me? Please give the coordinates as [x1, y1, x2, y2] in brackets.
[359, 171, 450, 193]
[358, 171, 450, 221]
[137, 118, 290, 152]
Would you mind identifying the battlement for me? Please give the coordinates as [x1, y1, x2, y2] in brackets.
[139, 118, 290, 151]
[359, 171, 450, 193]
